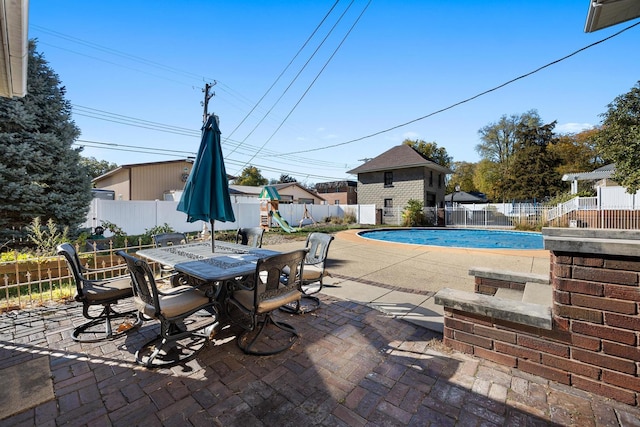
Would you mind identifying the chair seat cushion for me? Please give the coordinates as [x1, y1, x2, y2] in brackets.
[301, 264, 326, 281]
[283, 264, 326, 282]
[136, 286, 210, 319]
[82, 277, 133, 304]
[233, 284, 301, 314]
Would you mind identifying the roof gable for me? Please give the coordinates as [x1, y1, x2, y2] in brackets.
[347, 145, 452, 174]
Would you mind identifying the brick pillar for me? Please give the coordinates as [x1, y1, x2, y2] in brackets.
[544, 227, 640, 406]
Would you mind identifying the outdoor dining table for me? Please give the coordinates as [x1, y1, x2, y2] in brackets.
[136, 240, 280, 330]
[136, 240, 278, 284]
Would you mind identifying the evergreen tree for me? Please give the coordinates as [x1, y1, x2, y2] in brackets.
[0, 41, 91, 242]
[506, 120, 563, 201]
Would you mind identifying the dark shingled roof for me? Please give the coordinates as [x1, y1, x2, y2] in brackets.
[347, 145, 452, 175]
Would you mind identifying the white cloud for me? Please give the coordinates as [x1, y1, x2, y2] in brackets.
[323, 134, 338, 140]
[316, 127, 325, 132]
[555, 123, 594, 134]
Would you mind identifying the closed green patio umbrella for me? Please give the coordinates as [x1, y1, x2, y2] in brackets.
[177, 115, 235, 252]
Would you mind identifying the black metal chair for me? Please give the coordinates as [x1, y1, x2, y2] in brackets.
[152, 232, 187, 247]
[226, 249, 307, 355]
[116, 251, 219, 368]
[152, 232, 188, 285]
[235, 227, 264, 248]
[57, 243, 142, 342]
[281, 232, 335, 314]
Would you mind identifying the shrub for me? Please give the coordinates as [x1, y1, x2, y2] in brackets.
[402, 199, 426, 227]
[100, 220, 126, 237]
[343, 213, 356, 224]
[26, 217, 69, 256]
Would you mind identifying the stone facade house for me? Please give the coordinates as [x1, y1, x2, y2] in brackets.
[347, 145, 452, 223]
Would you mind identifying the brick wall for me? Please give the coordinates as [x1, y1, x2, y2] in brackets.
[443, 228, 640, 406]
[474, 276, 526, 295]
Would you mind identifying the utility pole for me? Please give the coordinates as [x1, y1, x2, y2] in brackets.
[202, 81, 216, 123]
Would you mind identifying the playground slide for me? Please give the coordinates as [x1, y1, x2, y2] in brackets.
[271, 210, 298, 233]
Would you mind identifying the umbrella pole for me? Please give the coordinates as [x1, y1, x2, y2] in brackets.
[211, 220, 215, 252]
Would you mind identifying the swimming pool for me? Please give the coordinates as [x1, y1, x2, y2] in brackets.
[359, 228, 544, 250]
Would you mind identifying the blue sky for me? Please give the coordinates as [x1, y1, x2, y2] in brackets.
[29, 1, 639, 184]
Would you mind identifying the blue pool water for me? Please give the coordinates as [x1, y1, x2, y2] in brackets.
[360, 228, 544, 250]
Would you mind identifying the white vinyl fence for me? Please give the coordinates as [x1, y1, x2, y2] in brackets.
[82, 199, 376, 236]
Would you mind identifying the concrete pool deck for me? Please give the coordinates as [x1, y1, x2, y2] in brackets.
[265, 229, 550, 333]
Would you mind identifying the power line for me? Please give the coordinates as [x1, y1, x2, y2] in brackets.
[228, 1, 355, 160]
[226, 0, 340, 143]
[33, 25, 214, 82]
[71, 105, 353, 168]
[75, 138, 356, 171]
[282, 20, 640, 156]
[239, 0, 372, 170]
[73, 140, 349, 181]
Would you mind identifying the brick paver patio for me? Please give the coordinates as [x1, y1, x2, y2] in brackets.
[2, 293, 640, 426]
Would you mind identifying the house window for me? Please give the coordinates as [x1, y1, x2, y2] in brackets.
[384, 171, 393, 187]
[429, 171, 433, 187]
[383, 198, 393, 216]
[334, 200, 340, 205]
[438, 174, 442, 188]
[425, 193, 436, 207]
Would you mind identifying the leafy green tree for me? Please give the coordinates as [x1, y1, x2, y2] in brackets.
[506, 120, 563, 201]
[234, 165, 268, 186]
[0, 41, 92, 242]
[80, 156, 118, 180]
[473, 159, 503, 201]
[402, 139, 452, 168]
[593, 81, 640, 193]
[475, 110, 543, 201]
[446, 161, 477, 194]
[550, 128, 604, 176]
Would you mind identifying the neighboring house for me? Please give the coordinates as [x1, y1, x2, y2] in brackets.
[230, 182, 325, 204]
[444, 191, 487, 205]
[347, 144, 452, 218]
[315, 180, 357, 205]
[92, 159, 195, 201]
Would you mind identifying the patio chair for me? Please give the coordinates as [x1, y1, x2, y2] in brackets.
[116, 251, 218, 368]
[57, 243, 142, 343]
[152, 232, 187, 285]
[225, 249, 307, 355]
[281, 232, 335, 314]
[235, 227, 264, 248]
[152, 232, 187, 247]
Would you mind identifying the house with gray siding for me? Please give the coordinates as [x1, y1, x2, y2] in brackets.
[347, 145, 452, 223]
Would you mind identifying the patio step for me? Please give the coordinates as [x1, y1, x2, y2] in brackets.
[522, 282, 552, 306]
[494, 288, 524, 301]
